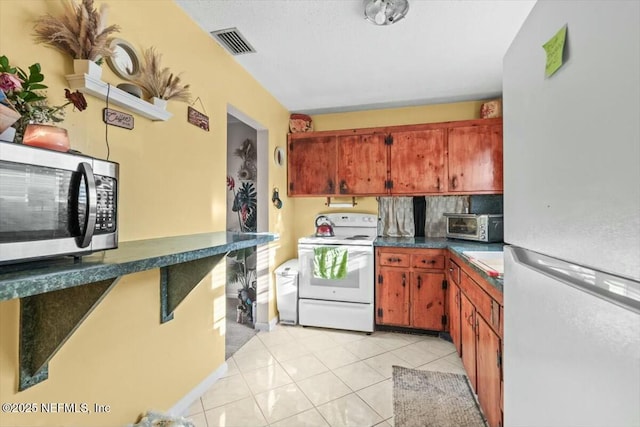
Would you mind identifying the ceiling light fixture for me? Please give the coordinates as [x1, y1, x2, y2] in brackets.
[364, 0, 409, 26]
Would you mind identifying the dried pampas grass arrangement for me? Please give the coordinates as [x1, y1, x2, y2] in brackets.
[133, 47, 191, 102]
[33, 0, 120, 62]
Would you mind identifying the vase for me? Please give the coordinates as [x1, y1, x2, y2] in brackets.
[151, 97, 168, 110]
[73, 59, 102, 79]
[0, 103, 21, 133]
[22, 124, 70, 152]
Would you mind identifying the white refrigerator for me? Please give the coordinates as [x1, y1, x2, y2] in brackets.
[503, 1, 640, 426]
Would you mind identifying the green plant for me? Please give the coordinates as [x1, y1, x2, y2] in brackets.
[227, 247, 257, 290]
[0, 55, 87, 142]
[0, 55, 47, 105]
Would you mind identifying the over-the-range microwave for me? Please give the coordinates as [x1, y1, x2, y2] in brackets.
[0, 142, 119, 264]
[443, 213, 504, 243]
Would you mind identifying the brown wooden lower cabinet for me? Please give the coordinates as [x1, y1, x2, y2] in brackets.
[411, 271, 446, 330]
[376, 247, 446, 331]
[447, 258, 462, 355]
[476, 314, 502, 427]
[460, 292, 477, 389]
[375, 247, 503, 426]
[448, 252, 504, 427]
[376, 267, 410, 326]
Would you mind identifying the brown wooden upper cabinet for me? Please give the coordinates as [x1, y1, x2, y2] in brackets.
[287, 117, 503, 197]
[288, 134, 337, 195]
[447, 122, 503, 193]
[389, 129, 445, 194]
[337, 133, 387, 195]
[288, 132, 387, 196]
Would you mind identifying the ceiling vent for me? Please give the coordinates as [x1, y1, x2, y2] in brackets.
[210, 28, 256, 55]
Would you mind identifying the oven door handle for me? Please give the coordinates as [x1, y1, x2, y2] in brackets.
[76, 162, 98, 248]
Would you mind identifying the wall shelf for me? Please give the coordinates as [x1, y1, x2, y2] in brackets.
[65, 73, 173, 121]
[0, 231, 277, 390]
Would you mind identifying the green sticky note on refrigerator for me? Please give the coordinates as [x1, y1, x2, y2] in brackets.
[543, 25, 567, 77]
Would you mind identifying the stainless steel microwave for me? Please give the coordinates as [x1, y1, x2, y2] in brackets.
[443, 213, 504, 243]
[0, 142, 119, 264]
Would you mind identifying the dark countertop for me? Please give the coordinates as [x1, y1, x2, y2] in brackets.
[0, 232, 277, 302]
[374, 236, 504, 293]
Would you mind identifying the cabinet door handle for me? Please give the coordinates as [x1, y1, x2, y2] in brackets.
[452, 176, 458, 189]
[402, 274, 406, 287]
[436, 177, 440, 190]
[327, 179, 333, 193]
[467, 312, 474, 327]
[421, 259, 436, 265]
[417, 276, 422, 289]
[339, 180, 348, 194]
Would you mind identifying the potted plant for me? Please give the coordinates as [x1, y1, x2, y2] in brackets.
[227, 247, 257, 324]
[132, 47, 191, 108]
[0, 55, 87, 148]
[33, 0, 120, 78]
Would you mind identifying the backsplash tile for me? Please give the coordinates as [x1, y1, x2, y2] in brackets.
[469, 195, 503, 214]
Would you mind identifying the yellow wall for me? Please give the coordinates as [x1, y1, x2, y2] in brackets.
[311, 101, 484, 132]
[0, 1, 293, 426]
[0, 1, 490, 423]
[291, 101, 484, 241]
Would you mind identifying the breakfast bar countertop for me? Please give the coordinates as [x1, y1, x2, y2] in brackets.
[374, 236, 504, 292]
[0, 231, 277, 301]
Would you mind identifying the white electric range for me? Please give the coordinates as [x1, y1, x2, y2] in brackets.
[297, 213, 377, 333]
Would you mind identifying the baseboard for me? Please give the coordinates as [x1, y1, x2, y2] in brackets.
[169, 362, 228, 417]
[255, 316, 278, 332]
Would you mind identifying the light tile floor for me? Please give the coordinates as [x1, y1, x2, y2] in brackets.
[186, 325, 465, 427]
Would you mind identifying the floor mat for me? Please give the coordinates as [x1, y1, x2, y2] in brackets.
[392, 366, 487, 427]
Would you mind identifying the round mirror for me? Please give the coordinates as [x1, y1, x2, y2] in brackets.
[106, 39, 140, 80]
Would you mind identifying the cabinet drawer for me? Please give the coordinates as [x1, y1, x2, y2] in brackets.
[378, 252, 410, 267]
[412, 254, 445, 270]
[448, 259, 461, 285]
[460, 271, 494, 328]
